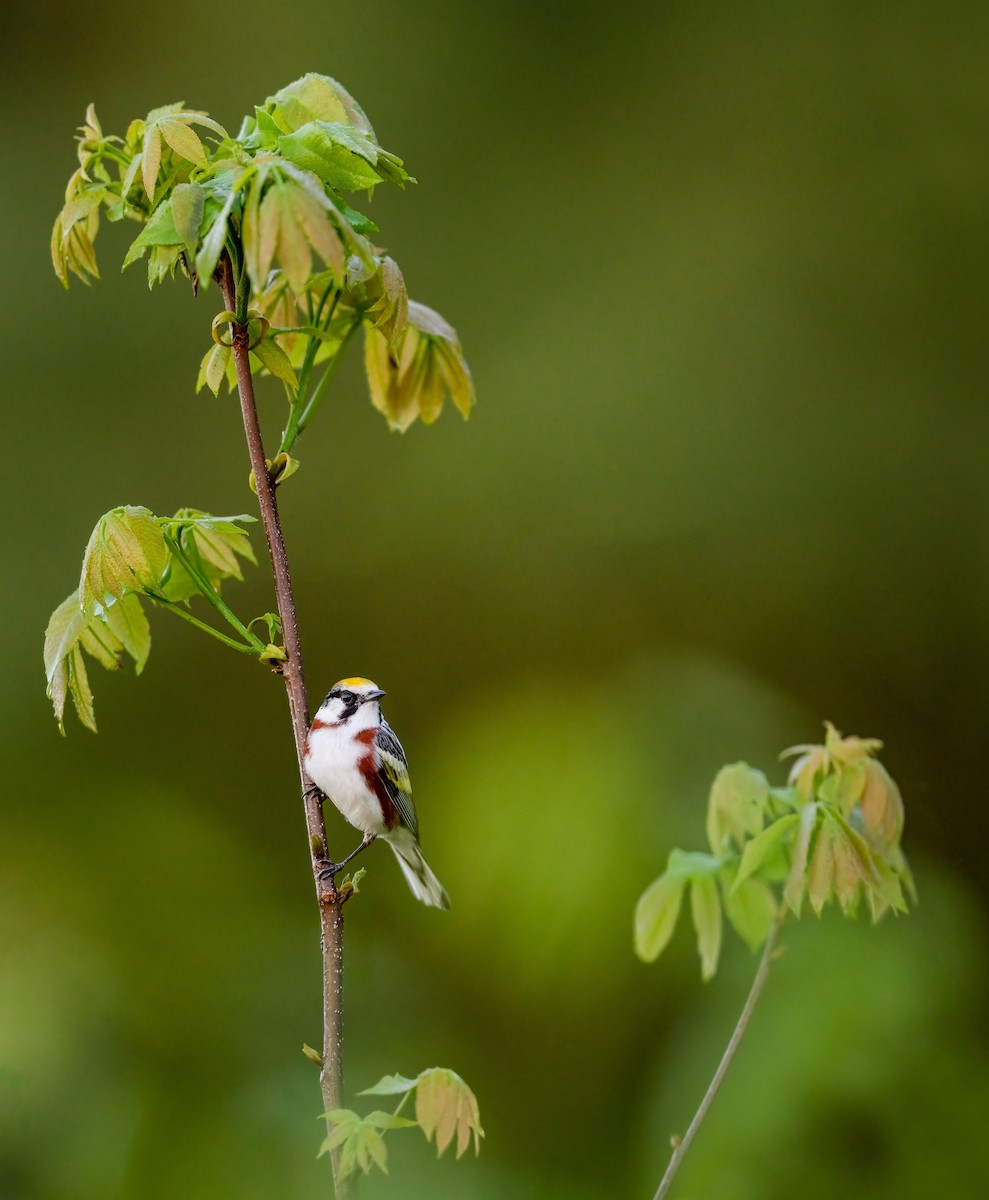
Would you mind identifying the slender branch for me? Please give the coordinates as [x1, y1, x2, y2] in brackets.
[652, 909, 787, 1200]
[159, 534, 267, 652]
[217, 254, 352, 1198]
[148, 597, 258, 653]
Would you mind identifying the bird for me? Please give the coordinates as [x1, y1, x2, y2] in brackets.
[304, 677, 450, 909]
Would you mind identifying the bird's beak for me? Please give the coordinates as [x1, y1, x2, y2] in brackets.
[365, 689, 386, 702]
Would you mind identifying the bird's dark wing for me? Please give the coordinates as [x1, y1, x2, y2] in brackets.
[375, 720, 419, 838]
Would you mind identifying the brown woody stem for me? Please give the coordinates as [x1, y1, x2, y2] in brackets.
[217, 255, 351, 1196]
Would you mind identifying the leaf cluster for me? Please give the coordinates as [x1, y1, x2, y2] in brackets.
[44, 505, 271, 732]
[320, 1067, 483, 1183]
[634, 724, 916, 979]
[52, 75, 474, 438]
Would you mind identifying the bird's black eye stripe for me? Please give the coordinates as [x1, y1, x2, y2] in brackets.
[325, 687, 360, 717]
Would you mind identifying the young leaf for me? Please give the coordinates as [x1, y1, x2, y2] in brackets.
[80, 506, 170, 608]
[783, 802, 820, 916]
[359, 1073, 419, 1097]
[690, 876, 722, 981]
[251, 336, 299, 387]
[731, 812, 801, 893]
[666, 849, 722, 879]
[414, 1068, 484, 1159]
[197, 342, 232, 396]
[807, 813, 838, 914]
[364, 301, 475, 432]
[45, 590, 150, 732]
[278, 121, 384, 191]
[723, 875, 778, 951]
[705, 762, 770, 855]
[170, 182, 205, 260]
[319, 1110, 392, 1180]
[265, 73, 375, 138]
[634, 871, 686, 962]
[859, 759, 905, 850]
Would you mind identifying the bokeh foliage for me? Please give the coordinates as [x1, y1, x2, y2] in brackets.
[3, 2, 989, 1198]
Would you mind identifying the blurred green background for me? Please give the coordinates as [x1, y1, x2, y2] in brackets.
[3, 1, 988, 1196]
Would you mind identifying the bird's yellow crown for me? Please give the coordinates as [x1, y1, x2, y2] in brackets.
[334, 677, 378, 689]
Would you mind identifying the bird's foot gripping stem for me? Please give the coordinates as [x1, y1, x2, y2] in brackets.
[316, 833, 376, 882]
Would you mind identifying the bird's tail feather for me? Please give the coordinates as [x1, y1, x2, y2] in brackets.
[388, 835, 450, 909]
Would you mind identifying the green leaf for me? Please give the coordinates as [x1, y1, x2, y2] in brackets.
[80, 506, 170, 608]
[732, 812, 801, 893]
[123, 199, 182, 267]
[318, 1109, 406, 1181]
[171, 182, 205, 260]
[359, 1073, 419, 1097]
[266, 73, 375, 137]
[362, 1111, 418, 1131]
[161, 510, 256, 588]
[705, 762, 770, 855]
[251, 336, 299, 387]
[414, 1068, 484, 1159]
[364, 301, 475, 432]
[44, 589, 150, 732]
[197, 342, 232, 396]
[783, 802, 820, 917]
[142, 125, 161, 201]
[807, 812, 838, 913]
[278, 121, 386, 191]
[634, 871, 686, 962]
[102, 592, 151, 673]
[158, 118, 207, 168]
[819, 758, 867, 817]
[723, 875, 778, 951]
[690, 875, 722, 981]
[666, 848, 722, 879]
[195, 185, 239, 285]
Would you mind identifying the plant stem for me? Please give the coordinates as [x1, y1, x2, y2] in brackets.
[652, 908, 786, 1200]
[217, 255, 352, 1198]
[160, 534, 267, 652]
[148, 597, 258, 653]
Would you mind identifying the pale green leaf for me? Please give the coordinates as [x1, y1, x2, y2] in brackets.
[706, 762, 770, 855]
[292, 187, 345, 282]
[158, 117, 207, 168]
[807, 814, 838, 913]
[80, 506, 170, 607]
[67, 645, 96, 733]
[170, 182, 205, 260]
[251, 337, 299, 387]
[267, 73, 374, 136]
[359, 1073, 419, 1097]
[142, 126, 161, 201]
[362, 1111, 418, 1131]
[278, 121, 384, 191]
[634, 871, 686, 962]
[258, 184, 283, 287]
[415, 1068, 483, 1159]
[723, 875, 778, 951]
[732, 812, 801, 893]
[783, 802, 820, 916]
[690, 875, 722, 981]
[197, 342, 232, 396]
[102, 593, 151, 673]
[195, 186, 239, 285]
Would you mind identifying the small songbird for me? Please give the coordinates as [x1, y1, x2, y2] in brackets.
[304, 677, 450, 909]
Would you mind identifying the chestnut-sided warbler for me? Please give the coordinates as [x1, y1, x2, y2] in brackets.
[304, 678, 450, 909]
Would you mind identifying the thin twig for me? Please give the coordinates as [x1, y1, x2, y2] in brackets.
[652, 908, 787, 1200]
[217, 256, 351, 1197]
